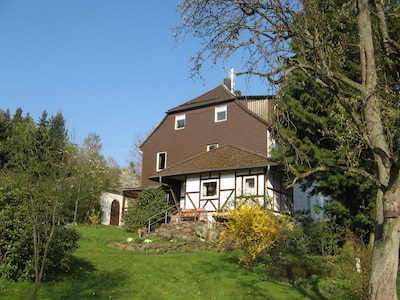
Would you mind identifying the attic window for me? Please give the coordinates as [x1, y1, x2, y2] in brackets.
[157, 152, 166, 171]
[175, 114, 185, 129]
[215, 105, 227, 122]
[207, 143, 219, 151]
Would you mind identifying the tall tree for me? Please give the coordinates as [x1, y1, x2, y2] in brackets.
[0, 109, 80, 299]
[69, 132, 112, 224]
[175, 1, 400, 298]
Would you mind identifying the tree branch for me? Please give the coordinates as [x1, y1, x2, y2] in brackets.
[287, 164, 378, 188]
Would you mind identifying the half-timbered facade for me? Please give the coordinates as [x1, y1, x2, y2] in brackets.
[140, 78, 294, 215]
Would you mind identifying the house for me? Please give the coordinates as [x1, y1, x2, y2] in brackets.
[139, 78, 295, 217]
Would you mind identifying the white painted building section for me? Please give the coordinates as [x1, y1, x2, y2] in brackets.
[179, 168, 292, 214]
[101, 192, 124, 226]
[293, 184, 329, 220]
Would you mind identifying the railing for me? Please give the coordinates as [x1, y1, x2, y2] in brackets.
[147, 204, 178, 233]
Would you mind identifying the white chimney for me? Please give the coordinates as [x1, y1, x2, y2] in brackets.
[229, 67, 235, 93]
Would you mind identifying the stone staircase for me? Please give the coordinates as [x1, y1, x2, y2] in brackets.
[151, 216, 223, 243]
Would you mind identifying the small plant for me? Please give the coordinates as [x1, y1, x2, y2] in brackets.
[88, 208, 102, 226]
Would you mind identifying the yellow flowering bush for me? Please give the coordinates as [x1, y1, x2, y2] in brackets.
[218, 202, 292, 268]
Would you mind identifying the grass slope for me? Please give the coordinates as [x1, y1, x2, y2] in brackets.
[0, 225, 370, 299]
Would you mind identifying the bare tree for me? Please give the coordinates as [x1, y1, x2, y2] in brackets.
[175, 1, 400, 298]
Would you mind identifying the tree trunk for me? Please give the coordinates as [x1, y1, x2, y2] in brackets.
[356, 0, 399, 298]
[73, 182, 82, 224]
[369, 188, 400, 300]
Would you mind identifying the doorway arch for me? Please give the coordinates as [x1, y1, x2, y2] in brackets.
[110, 200, 120, 226]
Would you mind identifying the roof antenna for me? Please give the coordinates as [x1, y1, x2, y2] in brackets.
[229, 67, 235, 93]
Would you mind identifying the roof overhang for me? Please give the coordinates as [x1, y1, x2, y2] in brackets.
[148, 144, 279, 181]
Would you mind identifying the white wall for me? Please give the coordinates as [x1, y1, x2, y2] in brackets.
[293, 184, 329, 221]
[100, 192, 123, 226]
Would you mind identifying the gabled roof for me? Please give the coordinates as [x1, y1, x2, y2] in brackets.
[167, 81, 236, 114]
[149, 144, 278, 180]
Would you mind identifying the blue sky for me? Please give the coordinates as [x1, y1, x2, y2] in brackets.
[0, 1, 268, 167]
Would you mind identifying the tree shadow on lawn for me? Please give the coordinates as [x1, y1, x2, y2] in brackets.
[54, 256, 129, 300]
[219, 252, 330, 300]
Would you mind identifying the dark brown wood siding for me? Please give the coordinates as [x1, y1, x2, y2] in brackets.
[141, 101, 270, 186]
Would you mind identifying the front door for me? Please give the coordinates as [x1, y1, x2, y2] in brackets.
[110, 200, 120, 226]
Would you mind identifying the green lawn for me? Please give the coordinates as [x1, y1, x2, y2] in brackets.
[0, 225, 390, 299]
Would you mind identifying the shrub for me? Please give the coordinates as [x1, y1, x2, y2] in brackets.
[272, 218, 310, 257]
[0, 206, 81, 281]
[332, 237, 371, 299]
[218, 201, 292, 268]
[272, 214, 347, 257]
[123, 188, 169, 232]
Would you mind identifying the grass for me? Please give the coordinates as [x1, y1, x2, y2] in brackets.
[0, 225, 396, 299]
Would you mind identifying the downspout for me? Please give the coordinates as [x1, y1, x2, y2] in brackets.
[265, 165, 271, 209]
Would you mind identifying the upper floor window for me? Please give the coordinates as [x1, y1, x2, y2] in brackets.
[215, 105, 227, 122]
[157, 152, 167, 171]
[207, 143, 219, 151]
[175, 114, 185, 129]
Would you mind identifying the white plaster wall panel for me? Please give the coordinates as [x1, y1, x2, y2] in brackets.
[186, 175, 199, 192]
[236, 177, 243, 195]
[220, 189, 235, 209]
[220, 172, 235, 189]
[185, 192, 199, 209]
[257, 175, 265, 195]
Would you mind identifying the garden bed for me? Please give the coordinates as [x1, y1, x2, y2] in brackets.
[108, 239, 214, 254]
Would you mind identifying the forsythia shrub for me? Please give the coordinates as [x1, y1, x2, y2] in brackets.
[218, 202, 292, 268]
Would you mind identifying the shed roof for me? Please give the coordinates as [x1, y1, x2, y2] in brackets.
[149, 144, 278, 180]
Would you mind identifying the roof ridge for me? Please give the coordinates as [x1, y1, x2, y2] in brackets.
[167, 84, 236, 114]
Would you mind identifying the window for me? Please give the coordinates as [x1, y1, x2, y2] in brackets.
[175, 114, 185, 129]
[157, 152, 166, 171]
[244, 176, 256, 195]
[215, 105, 227, 122]
[207, 143, 219, 151]
[201, 180, 218, 198]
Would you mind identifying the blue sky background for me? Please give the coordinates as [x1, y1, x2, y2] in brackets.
[0, 1, 268, 167]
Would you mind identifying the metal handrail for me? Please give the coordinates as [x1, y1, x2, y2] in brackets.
[147, 204, 178, 233]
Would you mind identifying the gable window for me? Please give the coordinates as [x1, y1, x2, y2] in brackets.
[157, 152, 166, 171]
[215, 105, 227, 122]
[207, 143, 219, 151]
[201, 179, 218, 198]
[175, 114, 185, 129]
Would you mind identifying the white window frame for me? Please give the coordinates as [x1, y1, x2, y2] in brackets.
[244, 176, 257, 195]
[175, 114, 185, 130]
[201, 179, 219, 199]
[207, 143, 219, 151]
[157, 152, 167, 171]
[215, 105, 227, 122]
